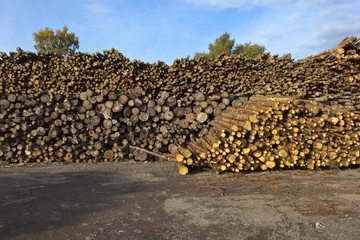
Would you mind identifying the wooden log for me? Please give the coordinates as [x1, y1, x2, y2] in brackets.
[164, 111, 174, 121]
[196, 112, 208, 123]
[178, 164, 189, 175]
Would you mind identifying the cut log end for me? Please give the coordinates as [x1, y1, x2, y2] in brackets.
[178, 164, 189, 175]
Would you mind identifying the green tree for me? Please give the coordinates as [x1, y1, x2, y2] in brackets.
[194, 51, 208, 59]
[208, 32, 235, 60]
[33, 26, 79, 56]
[195, 32, 266, 60]
[233, 42, 265, 58]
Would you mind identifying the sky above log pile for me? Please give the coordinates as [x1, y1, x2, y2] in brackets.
[0, 0, 359, 64]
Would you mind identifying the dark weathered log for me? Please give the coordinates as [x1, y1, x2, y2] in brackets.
[196, 112, 208, 123]
[164, 111, 174, 121]
[129, 145, 167, 160]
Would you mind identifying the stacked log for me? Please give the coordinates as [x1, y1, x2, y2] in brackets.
[171, 96, 360, 174]
[1, 36, 360, 168]
[0, 49, 169, 97]
[0, 86, 246, 164]
[1, 36, 360, 112]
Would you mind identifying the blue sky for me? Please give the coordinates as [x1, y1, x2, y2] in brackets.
[0, 0, 359, 64]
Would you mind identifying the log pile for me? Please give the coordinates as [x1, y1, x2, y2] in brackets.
[0, 87, 242, 164]
[1, 36, 360, 168]
[0, 49, 170, 97]
[170, 96, 360, 174]
[0, 36, 360, 111]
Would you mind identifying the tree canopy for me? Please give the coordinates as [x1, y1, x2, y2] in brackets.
[208, 32, 235, 60]
[232, 42, 266, 58]
[33, 26, 79, 57]
[196, 32, 265, 60]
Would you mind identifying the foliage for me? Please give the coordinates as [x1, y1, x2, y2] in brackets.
[33, 26, 79, 57]
[233, 42, 265, 58]
[196, 32, 265, 60]
[326, 158, 340, 170]
[194, 51, 209, 59]
[0, 161, 9, 166]
[208, 32, 235, 60]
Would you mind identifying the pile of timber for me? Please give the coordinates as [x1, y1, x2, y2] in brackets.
[1, 37, 360, 112]
[1, 36, 360, 167]
[0, 87, 243, 164]
[169, 96, 360, 175]
[0, 49, 168, 96]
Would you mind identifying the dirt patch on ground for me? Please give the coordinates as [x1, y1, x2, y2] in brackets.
[0, 162, 359, 240]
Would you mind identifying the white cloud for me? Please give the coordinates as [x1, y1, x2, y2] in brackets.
[191, 0, 360, 59]
[185, 0, 289, 9]
[85, 3, 111, 14]
[291, 2, 360, 56]
[185, 0, 356, 9]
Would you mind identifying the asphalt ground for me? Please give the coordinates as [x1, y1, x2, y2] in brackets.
[0, 161, 359, 240]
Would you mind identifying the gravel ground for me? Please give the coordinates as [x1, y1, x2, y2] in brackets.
[0, 161, 359, 240]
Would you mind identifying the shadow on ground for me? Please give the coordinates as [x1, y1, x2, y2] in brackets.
[0, 170, 145, 239]
[0, 162, 359, 240]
